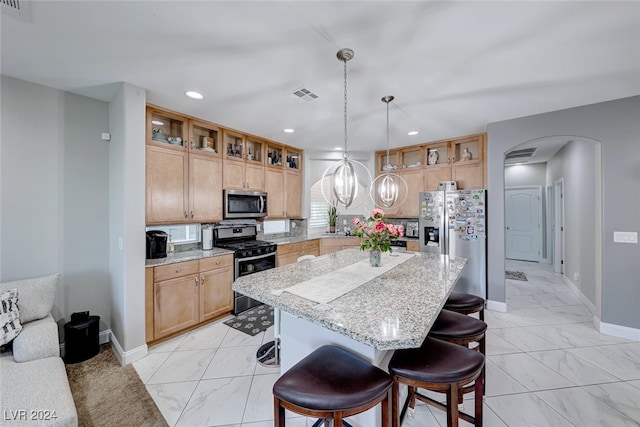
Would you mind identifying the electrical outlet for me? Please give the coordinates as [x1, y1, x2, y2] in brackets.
[614, 231, 638, 243]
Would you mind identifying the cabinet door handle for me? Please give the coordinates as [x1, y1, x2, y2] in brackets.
[190, 211, 194, 218]
[200, 275, 205, 284]
[184, 211, 188, 218]
[195, 277, 199, 286]
[175, 268, 182, 273]
[215, 260, 220, 265]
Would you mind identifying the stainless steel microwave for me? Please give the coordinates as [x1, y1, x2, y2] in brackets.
[224, 190, 267, 219]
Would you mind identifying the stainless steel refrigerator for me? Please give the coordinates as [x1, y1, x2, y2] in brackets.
[419, 189, 487, 299]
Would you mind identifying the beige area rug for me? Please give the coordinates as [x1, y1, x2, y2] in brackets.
[66, 344, 168, 427]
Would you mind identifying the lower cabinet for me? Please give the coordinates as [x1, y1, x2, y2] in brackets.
[147, 254, 234, 342]
[319, 237, 362, 255]
[406, 240, 420, 252]
[277, 239, 320, 266]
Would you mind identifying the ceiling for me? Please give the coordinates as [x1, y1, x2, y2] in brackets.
[2, 1, 639, 153]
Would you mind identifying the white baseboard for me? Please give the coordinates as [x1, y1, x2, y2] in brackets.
[594, 317, 640, 342]
[487, 299, 507, 313]
[562, 277, 639, 342]
[562, 276, 596, 314]
[110, 333, 148, 366]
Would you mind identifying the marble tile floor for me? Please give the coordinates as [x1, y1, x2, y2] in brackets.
[133, 260, 640, 426]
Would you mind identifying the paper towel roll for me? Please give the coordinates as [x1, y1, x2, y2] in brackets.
[202, 228, 213, 250]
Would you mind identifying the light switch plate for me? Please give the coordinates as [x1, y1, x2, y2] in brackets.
[613, 231, 638, 244]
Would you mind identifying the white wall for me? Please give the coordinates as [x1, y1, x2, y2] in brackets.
[505, 163, 546, 188]
[546, 140, 598, 305]
[488, 96, 639, 330]
[108, 83, 146, 360]
[0, 75, 111, 335]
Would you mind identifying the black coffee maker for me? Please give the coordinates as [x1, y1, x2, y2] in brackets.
[146, 230, 168, 259]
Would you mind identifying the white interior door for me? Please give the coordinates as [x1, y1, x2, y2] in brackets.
[505, 186, 542, 261]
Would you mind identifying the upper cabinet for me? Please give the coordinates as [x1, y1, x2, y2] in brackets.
[374, 133, 486, 217]
[264, 142, 303, 218]
[222, 131, 265, 191]
[424, 134, 485, 190]
[147, 107, 189, 150]
[146, 105, 304, 224]
[146, 106, 223, 225]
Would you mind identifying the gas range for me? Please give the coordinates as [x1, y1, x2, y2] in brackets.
[212, 223, 278, 314]
[215, 239, 277, 259]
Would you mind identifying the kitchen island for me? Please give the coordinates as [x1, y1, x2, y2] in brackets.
[232, 248, 467, 426]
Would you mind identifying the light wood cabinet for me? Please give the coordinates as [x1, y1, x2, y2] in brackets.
[277, 239, 320, 266]
[146, 105, 304, 223]
[264, 166, 303, 218]
[189, 153, 223, 222]
[149, 255, 234, 342]
[153, 260, 200, 339]
[146, 106, 223, 224]
[285, 170, 303, 218]
[199, 256, 234, 321]
[375, 134, 486, 212]
[406, 240, 420, 252]
[319, 237, 361, 255]
[382, 168, 423, 218]
[146, 145, 189, 223]
[424, 134, 485, 190]
[222, 131, 265, 191]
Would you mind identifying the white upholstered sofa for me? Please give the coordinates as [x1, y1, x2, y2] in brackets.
[0, 274, 78, 426]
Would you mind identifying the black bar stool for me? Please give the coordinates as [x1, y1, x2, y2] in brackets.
[273, 345, 392, 427]
[444, 291, 485, 321]
[389, 337, 485, 427]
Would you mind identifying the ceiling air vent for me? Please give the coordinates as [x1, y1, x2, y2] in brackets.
[291, 87, 319, 102]
[505, 147, 537, 164]
[1, 0, 31, 22]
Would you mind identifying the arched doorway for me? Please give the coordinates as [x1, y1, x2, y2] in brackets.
[503, 136, 602, 317]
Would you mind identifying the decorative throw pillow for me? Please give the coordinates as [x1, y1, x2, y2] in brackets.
[0, 273, 60, 323]
[0, 288, 22, 345]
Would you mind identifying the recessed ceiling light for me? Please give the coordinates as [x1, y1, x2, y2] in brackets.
[185, 91, 204, 100]
[408, 131, 419, 136]
[151, 120, 164, 126]
[283, 128, 295, 134]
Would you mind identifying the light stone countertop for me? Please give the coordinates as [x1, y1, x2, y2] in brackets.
[232, 248, 467, 350]
[145, 248, 233, 268]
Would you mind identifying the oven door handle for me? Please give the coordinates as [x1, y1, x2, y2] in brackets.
[238, 252, 275, 264]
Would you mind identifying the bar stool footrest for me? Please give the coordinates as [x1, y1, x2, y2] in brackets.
[412, 391, 477, 426]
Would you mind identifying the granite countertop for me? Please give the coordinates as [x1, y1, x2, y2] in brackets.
[145, 248, 233, 268]
[232, 248, 467, 350]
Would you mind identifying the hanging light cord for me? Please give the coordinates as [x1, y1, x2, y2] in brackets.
[386, 100, 390, 168]
[343, 57, 348, 158]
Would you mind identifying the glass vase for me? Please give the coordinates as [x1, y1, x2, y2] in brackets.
[369, 248, 382, 267]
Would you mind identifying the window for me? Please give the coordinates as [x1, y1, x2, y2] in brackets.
[146, 224, 201, 245]
[309, 180, 329, 230]
[308, 178, 373, 230]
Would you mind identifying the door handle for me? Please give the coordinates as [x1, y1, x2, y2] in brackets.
[506, 227, 511, 230]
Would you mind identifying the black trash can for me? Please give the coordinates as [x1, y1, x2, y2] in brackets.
[64, 313, 100, 364]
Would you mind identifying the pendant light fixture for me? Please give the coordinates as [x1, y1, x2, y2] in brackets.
[321, 48, 371, 209]
[371, 95, 407, 209]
